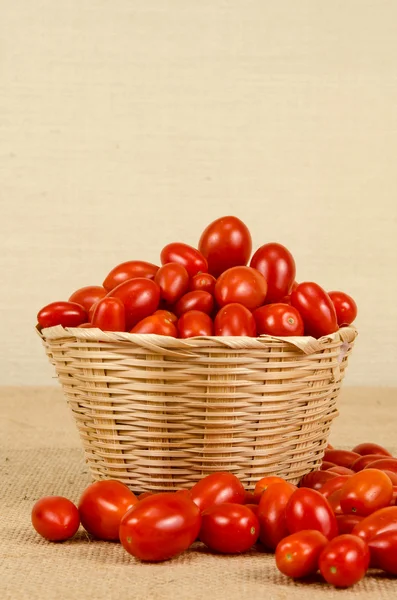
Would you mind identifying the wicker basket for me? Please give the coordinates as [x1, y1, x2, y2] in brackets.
[38, 325, 357, 492]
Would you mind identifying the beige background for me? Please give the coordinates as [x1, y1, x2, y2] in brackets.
[1, 0, 396, 386]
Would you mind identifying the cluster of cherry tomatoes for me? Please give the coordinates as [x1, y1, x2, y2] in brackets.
[32, 440, 397, 588]
[37, 216, 357, 338]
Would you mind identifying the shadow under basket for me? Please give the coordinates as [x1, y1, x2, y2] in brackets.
[38, 325, 357, 492]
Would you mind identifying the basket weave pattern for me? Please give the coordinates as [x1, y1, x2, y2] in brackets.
[39, 326, 357, 492]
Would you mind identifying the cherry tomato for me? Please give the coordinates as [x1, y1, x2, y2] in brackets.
[383, 470, 397, 486]
[319, 476, 351, 499]
[257, 481, 297, 550]
[199, 503, 259, 554]
[243, 490, 257, 505]
[214, 303, 257, 337]
[328, 291, 358, 326]
[68, 286, 107, 312]
[245, 503, 259, 516]
[319, 534, 370, 588]
[174, 291, 214, 317]
[131, 314, 178, 337]
[198, 216, 252, 277]
[37, 301, 88, 329]
[160, 242, 208, 277]
[138, 492, 153, 501]
[339, 469, 393, 517]
[177, 310, 213, 338]
[91, 297, 126, 332]
[250, 243, 296, 303]
[153, 309, 178, 324]
[323, 450, 360, 469]
[31, 496, 80, 542]
[336, 514, 364, 535]
[299, 470, 337, 491]
[253, 304, 304, 337]
[108, 278, 160, 330]
[351, 454, 388, 472]
[190, 472, 245, 513]
[189, 273, 216, 295]
[119, 492, 201, 562]
[253, 476, 286, 503]
[78, 480, 138, 541]
[363, 458, 397, 474]
[103, 260, 159, 291]
[215, 266, 267, 310]
[327, 466, 355, 477]
[275, 530, 328, 579]
[352, 442, 392, 457]
[368, 530, 397, 573]
[154, 263, 189, 304]
[328, 489, 343, 515]
[321, 461, 337, 471]
[352, 506, 397, 542]
[290, 282, 338, 338]
[286, 488, 338, 540]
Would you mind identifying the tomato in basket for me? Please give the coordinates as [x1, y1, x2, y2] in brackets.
[253, 304, 304, 336]
[198, 216, 252, 277]
[250, 242, 296, 304]
[291, 282, 338, 338]
[37, 301, 88, 329]
[160, 242, 208, 277]
[215, 266, 267, 310]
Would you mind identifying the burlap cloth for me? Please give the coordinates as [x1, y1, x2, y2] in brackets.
[1, 386, 396, 599]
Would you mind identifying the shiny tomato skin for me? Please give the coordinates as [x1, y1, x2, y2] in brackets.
[253, 476, 286, 503]
[286, 488, 338, 540]
[189, 273, 217, 295]
[215, 266, 267, 310]
[336, 514, 364, 535]
[383, 471, 397, 486]
[352, 442, 392, 457]
[198, 216, 252, 277]
[103, 260, 159, 291]
[91, 297, 126, 332]
[275, 530, 328, 579]
[154, 263, 190, 304]
[368, 530, 397, 573]
[328, 489, 343, 515]
[299, 470, 337, 491]
[78, 480, 138, 541]
[351, 454, 388, 472]
[31, 496, 80, 542]
[363, 458, 397, 474]
[160, 242, 208, 277]
[68, 286, 107, 312]
[190, 472, 245, 513]
[177, 310, 213, 338]
[339, 469, 393, 517]
[199, 503, 260, 554]
[257, 481, 297, 550]
[327, 466, 355, 477]
[290, 282, 338, 338]
[214, 303, 257, 337]
[319, 476, 351, 499]
[153, 309, 178, 324]
[321, 461, 337, 471]
[108, 278, 160, 330]
[250, 243, 296, 304]
[253, 304, 304, 337]
[323, 450, 360, 469]
[131, 314, 178, 336]
[319, 534, 370, 587]
[119, 492, 201, 562]
[328, 291, 358, 326]
[351, 506, 397, 542]
[174, 291, 214, 317]
[37, 301, 88, 329]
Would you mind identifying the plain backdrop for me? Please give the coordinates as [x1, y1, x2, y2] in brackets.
[1, 0, 396, 386]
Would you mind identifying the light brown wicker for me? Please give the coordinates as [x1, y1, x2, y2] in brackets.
[38, 325, 357, 492]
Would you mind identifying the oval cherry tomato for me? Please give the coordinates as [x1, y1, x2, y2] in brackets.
[327, 466, 356, 477]
[91, 297, 126, 332]
[131, 314, 178, 337]
[319, 476, 351, 499]
[154, 263, 189, 304]
[119, 492, 201, 562]
[78, 480, 138, 541]
[108, 278, 160, 330]
[351, 454, 388, 472]
[198, 216, 252, 277]
[160, 242, 208, 277]
[189, 273, 216, 295]
[352, 506, 397, 542]
[31, 496, 80, 542]
[328, 291, 358, 326]
[319, 534, 370, 588]
[215, 266, 267, 310]
[199, 503, 259, 554]
[321, 461, 337, 471]
[214, 303, 257, 337]
[286, 488, 338, 540]
[275, 530, 328, 579]
[103, 260, 159, 291]
[257, 481, 297, 550]
[352, 442, 392, 457]
[323, 450, 360, 469]
[177, 310, 213, 338]
[299, 470, 337, 491]
[250, 243, 296, 303]
[363, 458, 397, 474]
[336, 514, 364, 535]
[253, 476, 286, 503]
[174, 291, 214, 317]
[290, 282, 338, 338]
[37, 301, 88, 329]
[190, 472, 245, 513]
[368, 530, 397, 573]
[68, 286, 107, 312]
[153, 309, 178, 324]
[253, 304, 304, 337]
[383, 470, 397, 486]
[328, 489, 343, 515]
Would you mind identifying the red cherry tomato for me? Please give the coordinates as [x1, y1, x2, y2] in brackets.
[336, 514, 364, 535]
[119, 492, 201, 562]
[78, 480, 138, 541]
[154, 263, 190, 304]
[37, 301, 88, 329]
[319, 534, 370, 588]
[339, 470, 393, 517]
[321, 461, 337, 471]
[323, 450, 360, 469]
[138, 492, 153, 501]
[215, 266, 267, 310]
[290, 282, 338, 338]
[253, 476, 286, 503]
[91, 297, 126, 332]
[131, 314, 178, 336]
[368, 530, 397, 573]
[299, 470, 337, 491]
[327, 466, 355, 477]
[177, 310, 213, 338]
[153, 309, 178, 324]
[103, 260, 159, 291]
[190, 472, 245, 513]
[257, 481, 297, 550]
[352, 506, 397, 542]
[253, 304, 304, 337]
[275, 530, 328, 579]
[328, 291, 358, 326]
[189, 273, 216, 295]
[198, 216, 252, 277]
[243, 490, 257, 505]
[352, 442, 392, 457]
[31, 496, 80, 542]
[174, 291, 214, 317]
[286, 488, 338, 540]
[319, 476, 351, 499]
[160, 242, 208, 277]
[351, 454, 388, 472]
[199, 503, 259, 554]
[214, 303, 257, 337]
[328, 489, 343, 515]
[68, 286, 107, 312]
[245, 503, 259, 517]
[383, 470, 397, 486]
[250, 243, 296, 303]
[108, 278, 160, 330]
[363, 458, 397, 474]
